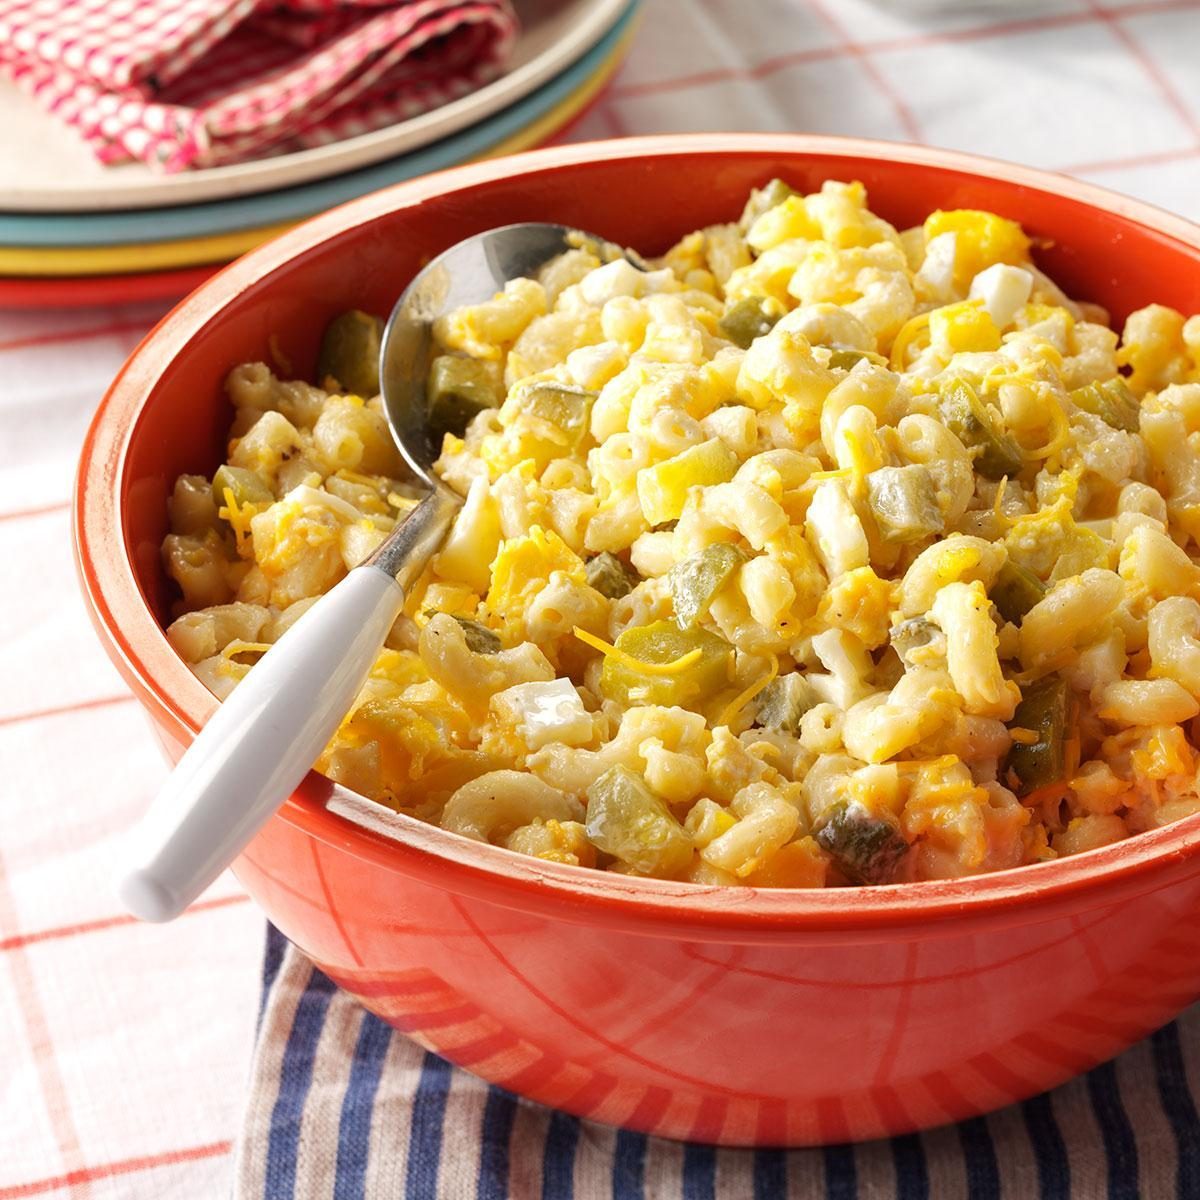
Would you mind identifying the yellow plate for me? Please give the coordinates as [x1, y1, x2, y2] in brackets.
[0, 22, 634, 278]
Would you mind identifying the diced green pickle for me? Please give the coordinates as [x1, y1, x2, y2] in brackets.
[1046, 527, 1110, 585]
[637, 438, 739, 527]
[816, 803, 909, 885]
[889, 616, 945, 667]
[585, 764, 693, 876]
[516, 381, 597, 446]
[990, 559, 1046, 624]
[667, 543, 749, 629]
[939, 379, 1024, 480]
[424, 611, 501, 654]
[827, 348, 886, 371]
[585, 552, 639, 600]
[1005, 674, 1070, 795]
[866, 465, 944, 544]
[718, 297, 781, 349]
[427, 355, 501, 445]
[1069, 377, 1140, 433]
[317, 310, 383, 397]
[829, 349, 867, 371]
[752, 673, 816, 733]
[739, 178, 798, 230]
[599, 620, 733, 709]
[212, 464, 273, 509]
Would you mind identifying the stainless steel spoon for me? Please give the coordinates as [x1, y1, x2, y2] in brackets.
[118, 222, 595, 922]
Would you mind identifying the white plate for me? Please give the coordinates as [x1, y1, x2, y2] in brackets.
[0, 0, 626, 212]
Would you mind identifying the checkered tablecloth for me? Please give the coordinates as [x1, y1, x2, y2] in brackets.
[3, 0, 1200, 1195]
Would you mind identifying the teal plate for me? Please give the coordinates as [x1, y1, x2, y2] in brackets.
[0, 1, 637, 249]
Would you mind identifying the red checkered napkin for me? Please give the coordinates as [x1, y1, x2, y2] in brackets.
[0, 0, 518, 171]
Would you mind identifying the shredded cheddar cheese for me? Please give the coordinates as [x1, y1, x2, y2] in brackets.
[219, 486, 258, 556]
[571, 626, 703, 675]
[1019, 393, 1070, 461]
[888, 310, 931, 370]
[992, 476, 1010, 525]
[717, 655, 779, 728]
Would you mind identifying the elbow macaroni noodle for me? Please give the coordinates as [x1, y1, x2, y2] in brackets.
[163, 179, 1200, 888]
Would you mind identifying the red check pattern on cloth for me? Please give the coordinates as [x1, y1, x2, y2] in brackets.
[2, 0, 1200, 1196]
[0, 0, 518, 170]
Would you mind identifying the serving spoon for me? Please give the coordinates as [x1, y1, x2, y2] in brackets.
[118, 222, 601, 922]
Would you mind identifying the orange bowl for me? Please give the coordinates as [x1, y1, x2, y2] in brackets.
[75, 134, 1200, 1145]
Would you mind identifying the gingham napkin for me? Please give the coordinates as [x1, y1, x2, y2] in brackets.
[238, 925, 1200, 1199]
[0, 0, 518, 171]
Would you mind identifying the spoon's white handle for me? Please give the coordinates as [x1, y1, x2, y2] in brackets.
[117, 564, 404, 923]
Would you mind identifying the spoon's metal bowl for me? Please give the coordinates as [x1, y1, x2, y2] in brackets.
[379, 221, 580, 489]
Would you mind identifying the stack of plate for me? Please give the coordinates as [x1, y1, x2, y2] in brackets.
[0, 0, 638, 308]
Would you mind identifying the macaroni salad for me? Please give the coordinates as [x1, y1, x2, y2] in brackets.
[163, 179, 1200, 888]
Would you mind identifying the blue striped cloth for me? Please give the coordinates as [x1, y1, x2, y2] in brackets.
[234, 926, 1200, 1198]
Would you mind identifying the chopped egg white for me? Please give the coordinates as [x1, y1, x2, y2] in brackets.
[490, 679, 593, 750]
[969, 263, 1034, 329]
